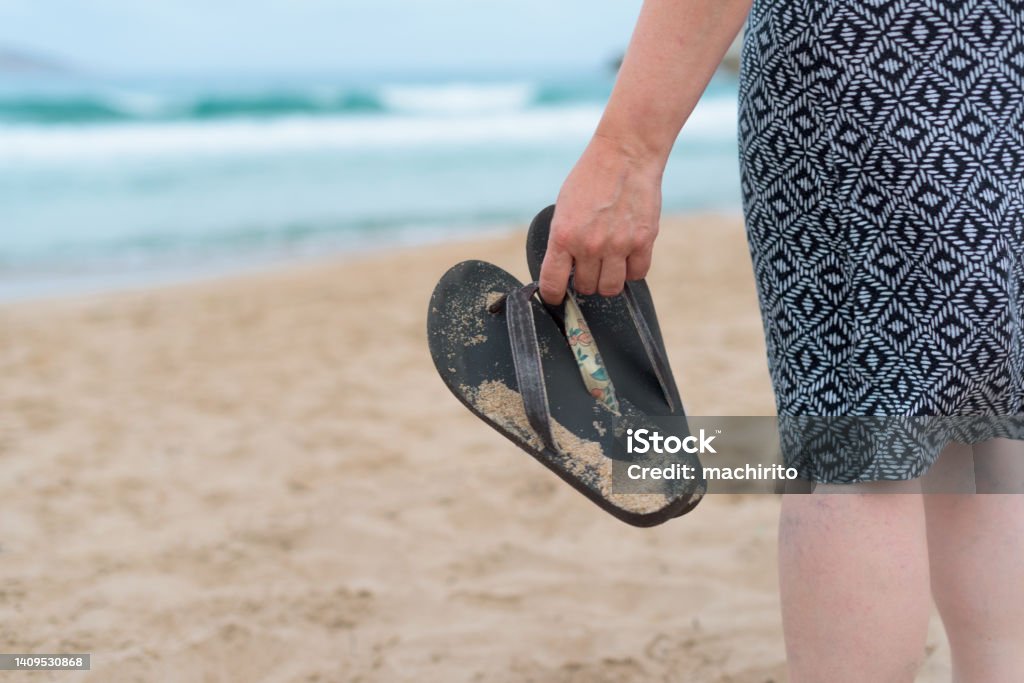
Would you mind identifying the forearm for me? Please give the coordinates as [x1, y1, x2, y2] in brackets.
[596, 0, 753, 168]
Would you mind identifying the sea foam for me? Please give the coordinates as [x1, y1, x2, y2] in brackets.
[0, 96, 737, 165]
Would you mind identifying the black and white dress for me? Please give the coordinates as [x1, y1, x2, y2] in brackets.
[737, 0, 1024, 483]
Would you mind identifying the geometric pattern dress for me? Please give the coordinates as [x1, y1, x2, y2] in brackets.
[737, 0, 1024, 483]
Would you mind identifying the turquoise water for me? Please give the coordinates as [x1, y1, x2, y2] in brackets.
[0, 69, 741, 300]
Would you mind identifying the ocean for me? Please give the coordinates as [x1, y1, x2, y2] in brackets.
[0, 69, 741, 300]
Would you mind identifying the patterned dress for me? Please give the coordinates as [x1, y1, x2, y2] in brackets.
[737, 0, 1024, 482]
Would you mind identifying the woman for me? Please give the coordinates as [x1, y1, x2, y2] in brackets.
[540, 0, 1024, 680]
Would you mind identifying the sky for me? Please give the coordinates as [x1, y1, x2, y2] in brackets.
[0, 0, 644, 76]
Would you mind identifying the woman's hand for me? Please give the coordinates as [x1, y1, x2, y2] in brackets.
[533, 0, 752, 305]
[539, 133, 664, 305]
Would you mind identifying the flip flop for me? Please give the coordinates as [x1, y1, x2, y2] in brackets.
[526, 204, 685, 419]
[427, 259, 704, 527]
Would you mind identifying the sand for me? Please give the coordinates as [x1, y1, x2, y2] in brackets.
[0, 213, 953, 682]
[466, 379, 673, 516]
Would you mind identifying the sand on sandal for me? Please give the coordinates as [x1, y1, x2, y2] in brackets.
[467, 379, 675, 515]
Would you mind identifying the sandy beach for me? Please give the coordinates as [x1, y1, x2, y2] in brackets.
[0, 213, 953, 682]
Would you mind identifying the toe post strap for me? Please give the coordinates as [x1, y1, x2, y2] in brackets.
[503, 282, 558, 453]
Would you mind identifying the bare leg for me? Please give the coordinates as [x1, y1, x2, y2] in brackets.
[924, 438, 1024, 683]
[779, 479, 931, 683]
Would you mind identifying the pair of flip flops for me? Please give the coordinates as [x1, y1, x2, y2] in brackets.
[428, 206, 705, 526]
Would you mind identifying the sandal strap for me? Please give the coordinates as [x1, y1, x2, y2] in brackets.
[496, 282, 558, 453]
[622, 281, 680, 413]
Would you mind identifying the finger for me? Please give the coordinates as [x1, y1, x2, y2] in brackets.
[572, 256, 601, 296]
[539, 246, 574, 305]
[597, 257, 627, 297]
[625, 246, 653, 281]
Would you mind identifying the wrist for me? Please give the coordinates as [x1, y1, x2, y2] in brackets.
[590, 125, 670, 176]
